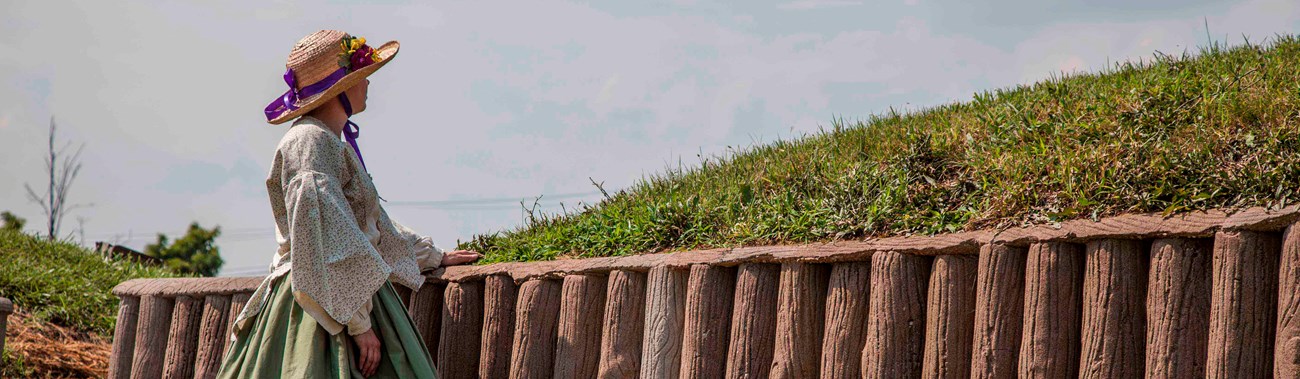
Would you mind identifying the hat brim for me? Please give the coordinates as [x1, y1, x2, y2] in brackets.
[267, 40, 400, 125]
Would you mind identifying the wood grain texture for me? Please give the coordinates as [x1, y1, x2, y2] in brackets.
[1280, 225, 1300, 379]
[554, 275, 608, 379]
[1145, 238, 1212, 379]
[641, 266, 688, 379]
[438, 281, 484, 379]
[680, 264, 737, 379]
[724, 263, 780, 379]
[510, 279, 562, 379]
[1079, 239, 1148, 379]
[191, 295, 230, 379]
[161, 295, 203, 379]
[862, 251, 931, 378]
[1207, 230, 1281, 378]
[410, 282, 445, 363]
[225, 292, 250, 332]
[770, 262, 830, 379]
[599, 270, 647, 379]
[424, 205, 1300, 283]
[481, 275, 518, 379]
[922, 255, 977, 379]
[108, 296, 140, 379]
[819, 262, 871, 379]
[0, 297, 8, 356]
[131, 295, 174, 379]
[394, 284, 414, 309]
[970, 244, 1027, 379]
[111, 276, 264, 297]
[1018, 242, 1084, 379]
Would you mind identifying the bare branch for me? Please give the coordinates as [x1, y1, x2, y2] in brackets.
[24, 116, 87, 240]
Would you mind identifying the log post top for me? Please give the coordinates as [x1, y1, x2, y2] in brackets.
[0, 296, 11, 315]
[424, 204, 1300, 283]
[108, 204, 1300, 290]
[111, 277, 264, 298]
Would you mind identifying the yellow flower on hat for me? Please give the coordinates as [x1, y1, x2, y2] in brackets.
[337, 35, 382, 72]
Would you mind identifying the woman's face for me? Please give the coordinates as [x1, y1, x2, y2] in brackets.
[345, 78, 369, 114]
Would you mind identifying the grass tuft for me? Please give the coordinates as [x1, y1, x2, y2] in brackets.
[464, 36, 1300, 263]
[0, 229, 182, 336]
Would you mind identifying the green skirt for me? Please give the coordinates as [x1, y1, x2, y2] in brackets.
[216, 274, 438, 378]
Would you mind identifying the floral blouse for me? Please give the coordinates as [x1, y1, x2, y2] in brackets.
[233, 116, 443, 336]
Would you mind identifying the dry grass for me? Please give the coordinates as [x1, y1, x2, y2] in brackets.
[2, 310, 110, 378]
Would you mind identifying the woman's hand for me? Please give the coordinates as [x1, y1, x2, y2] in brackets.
[441, 250, 482, 266]
[353, 328, 381, 376]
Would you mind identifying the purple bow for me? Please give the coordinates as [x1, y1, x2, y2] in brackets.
[263, 67, 349, 121]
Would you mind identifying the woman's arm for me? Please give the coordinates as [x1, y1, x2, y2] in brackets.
[278, 126, 391, 336]
[387, 213, 481, 269]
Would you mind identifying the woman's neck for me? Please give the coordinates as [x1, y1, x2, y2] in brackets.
[305, 102, 348, 137]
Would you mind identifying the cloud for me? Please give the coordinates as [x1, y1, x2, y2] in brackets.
[777, 0, 864, 10]
[3, 0, 1297, 274]
[1005, 0, 1300, 84]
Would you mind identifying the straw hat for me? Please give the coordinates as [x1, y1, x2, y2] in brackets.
[264, 30, 399, 125]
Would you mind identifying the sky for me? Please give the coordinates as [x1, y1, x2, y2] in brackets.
[1, 0, 1297, 276]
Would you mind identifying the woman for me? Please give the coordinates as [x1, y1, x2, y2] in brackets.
[217, 30, 480, 378]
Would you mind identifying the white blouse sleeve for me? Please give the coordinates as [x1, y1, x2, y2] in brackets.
[383, 209, 445, 272]
[283, 169, 391, 335]
[345, 300, 374, 335]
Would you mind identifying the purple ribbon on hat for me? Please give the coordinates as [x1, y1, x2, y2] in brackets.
[265, 67, 370, 171]
[263, 67, 350, 122]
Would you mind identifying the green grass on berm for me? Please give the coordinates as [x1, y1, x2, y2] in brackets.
[463, 36, 1300, 263]
[0, 229, 182, 336]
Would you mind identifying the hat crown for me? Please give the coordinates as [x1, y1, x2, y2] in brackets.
[286, 30, 349, 90]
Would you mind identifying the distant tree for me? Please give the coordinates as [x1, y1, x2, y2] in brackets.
[24, 117, 87, 240]
[145, 222, 225, 277]
[1, 211, 25, 232]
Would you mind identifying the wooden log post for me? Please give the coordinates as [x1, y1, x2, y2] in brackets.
[108, 296, 140, 379]
[599, 270, 647, 378]
[554, 275, 608, 378]
[1079, 239, 1148, 378]
[1145, 238, 1212, 378]
[820, 262, 871, 379]
[1018, 242, 1084, 378]
[410, 282, 446, 362]
[192, 294, 231, 379]
[0, 297, 9, 361]
[771, 262, 830, 378]
[1281, 225, 1300, 379]
[510, 279, 562, 379]
[923, 255, 978, 379]
[162, 295, 204, 379]
[680, 264, 737, 379]
[481, 275, 518, 379]
[724, 263, 780, 379]
[641, 266, 688, 379]
[1207, 230, 1281, 378]
[225, 292, 250, 333]
[862, 251, 931, 378]
[970, 244, 1027, 378]
[131, 295, 174, 379]
[394, 284, 414, 309]
[438, 281, 485, 379]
